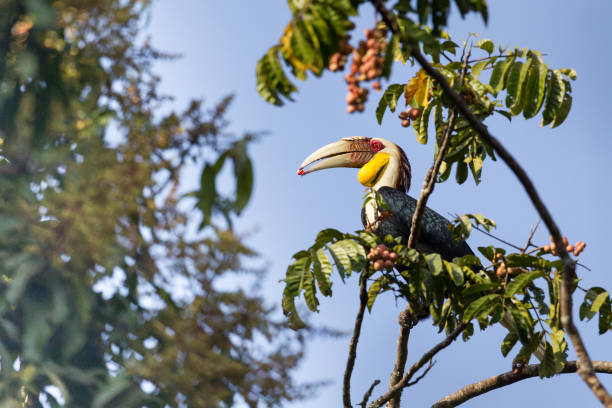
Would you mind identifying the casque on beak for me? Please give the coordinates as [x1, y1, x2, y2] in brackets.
[298, 138, 375, 176]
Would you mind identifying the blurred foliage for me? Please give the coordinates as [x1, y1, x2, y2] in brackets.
[0, 0, 308, 407]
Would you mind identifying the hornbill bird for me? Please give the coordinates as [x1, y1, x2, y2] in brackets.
[298, 136, 545, 360]
[298, 136, 472, 261]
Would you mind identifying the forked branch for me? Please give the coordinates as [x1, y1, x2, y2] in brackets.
[368, 323, 467, 408]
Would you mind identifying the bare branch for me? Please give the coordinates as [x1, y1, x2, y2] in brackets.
[368, 323, 468, 408]
[406, 359, 435, 387]
[432, 361, 612, 408]
[344, 271, 369, 408]
[359, 380, 382, 408]
[370, 1, 612, 405]
[521, 219, 541, 253]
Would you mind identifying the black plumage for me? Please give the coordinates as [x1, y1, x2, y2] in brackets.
[362, 186, 473, 261]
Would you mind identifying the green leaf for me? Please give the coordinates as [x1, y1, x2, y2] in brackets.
[455, 161, 468, 184]
[462, 294, 501, 322]
[477, 246, 496, 261]
[313, 248, 333, 295]
[315, 228, 344, 247]
[197, 161, 221, 223]
[424, 253, 443, 276]
[367, 275, 388, 311]
[229, 141, 254, 214]
[416, 101, 434, 144]
[376, 84, 405, 124]
[462, 282, 499, 297]
[540, 70, 565, 127]
[559, 68, 577, 80]
[469, 154, 483, 184]
[501, 330, 519, 357]
[490, 56, 514, 94]
[256, 47, 297, 106]
[509, 304, 533, 344]
[523, 61, 548, 119]
[506, 59, 532, 115]
[444, 260, 464, 286]
[539, 343, 556, 378]
[357, 231, 378, 249]
[303, 272, 319, 311]
[599, 307, 611, 335]
[328, 242, 351, 280]
[282, 296, 306, 330]
[470, 60, 489, 79]
[506, 270, 545, 297]
[475, 38, 494, 54]
[591, 291, 610, 313]
[338, 239, 366, 271]
[550, 81, 572, 128]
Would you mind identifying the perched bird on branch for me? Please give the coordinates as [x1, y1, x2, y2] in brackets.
[298, 136, 472, 260]
[298, 136, 545, 360]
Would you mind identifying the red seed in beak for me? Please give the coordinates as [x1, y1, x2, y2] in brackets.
[298, 169, 304, 176]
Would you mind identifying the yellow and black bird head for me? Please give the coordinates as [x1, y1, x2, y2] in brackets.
[298, 136, 412, 193]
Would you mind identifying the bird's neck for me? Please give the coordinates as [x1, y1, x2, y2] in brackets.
[363, 154, 400, 228]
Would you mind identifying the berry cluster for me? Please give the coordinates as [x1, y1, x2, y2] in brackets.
[367, 244, 398, 271]
[328, 35, 353, 72]
[398, 107, 421, 127]
[542, 236, 586, 256]
[494, 252, 518, 278]
[344, 27, 387, 113]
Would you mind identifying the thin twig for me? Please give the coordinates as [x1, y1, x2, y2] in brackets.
[370, 2, 612, 405]
[470, 223, 523, 251]
[521, 219, 541, 253]
[466, 52, 548, 65]
[368, 323, 468, 408]
[406, 360, 436, 386]
[343, 270, 369, 408]
[359, 380, 382, 408]
[431, 360, 612, 408]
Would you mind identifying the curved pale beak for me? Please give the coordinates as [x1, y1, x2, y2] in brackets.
[298, 138, 374, 176]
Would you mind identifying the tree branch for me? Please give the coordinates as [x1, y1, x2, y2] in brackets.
[386, 309, 416, 407]
[370, 1, 612, 405]
[368, 323, 467, 408]
[343, 271, 369, 408]
[359, 380, 381, 408]
[432, 361, 612, 408]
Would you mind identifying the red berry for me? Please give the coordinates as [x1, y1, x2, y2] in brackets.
[401, 119, 410, 127]
[373, 260, 383, 270]
[384, 260, 394, 269]
[389, 252, 398, 261]
[382, 250, 390, 260]
[410, 109, 420, 120]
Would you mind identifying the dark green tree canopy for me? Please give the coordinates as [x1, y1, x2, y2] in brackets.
[0, 1, 309, 407]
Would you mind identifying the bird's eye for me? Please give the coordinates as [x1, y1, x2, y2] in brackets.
[370, 139, 384, 151]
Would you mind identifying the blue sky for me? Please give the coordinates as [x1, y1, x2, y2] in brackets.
[148, 1, 612, 407]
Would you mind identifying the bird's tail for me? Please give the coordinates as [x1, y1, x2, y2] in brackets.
[500, 312, 545, 361]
